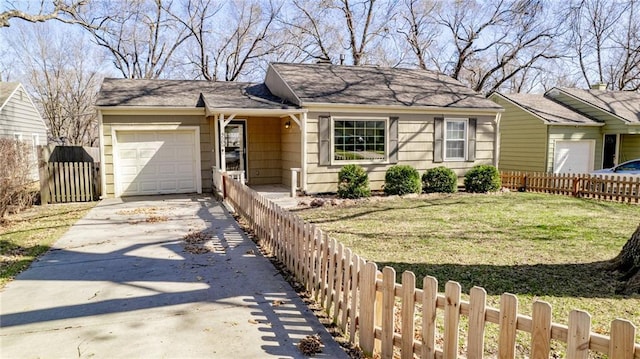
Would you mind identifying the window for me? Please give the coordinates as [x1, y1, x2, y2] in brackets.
[444, 119, 467, 160]
[333, 119, 386, 162]
[434, 117, 476, 163]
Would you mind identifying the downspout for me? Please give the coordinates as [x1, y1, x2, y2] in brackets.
[494, 112, 501, 168]
[97, 109, 106, 198]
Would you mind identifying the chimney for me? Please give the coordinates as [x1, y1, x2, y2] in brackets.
[590, 83, 607, 91]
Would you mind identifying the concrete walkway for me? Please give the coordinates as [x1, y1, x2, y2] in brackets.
[0, 195, 347, 358]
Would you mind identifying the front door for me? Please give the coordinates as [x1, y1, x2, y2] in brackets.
[222, 121, 247, 174]
[603, 134, 617, 169]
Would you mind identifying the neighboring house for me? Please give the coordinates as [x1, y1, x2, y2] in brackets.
[0, 82, 48, 179]
[489, 86, 640, 174]
[96, 63, 503, 197]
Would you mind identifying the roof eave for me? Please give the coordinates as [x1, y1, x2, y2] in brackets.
[301, 102, 504, 114]
[97, 106, 205, 115]
[547, 122, 605, 127]
[207, 107, 307, 116]
[549, 87, 633, 124]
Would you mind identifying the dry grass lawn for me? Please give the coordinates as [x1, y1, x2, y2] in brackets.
[295, 191, 640, 352]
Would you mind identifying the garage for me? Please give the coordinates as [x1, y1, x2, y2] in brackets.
[114, 129, 201, 196]
[553, 140, 594, 173]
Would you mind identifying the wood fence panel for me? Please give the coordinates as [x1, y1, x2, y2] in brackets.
[360, 261, 378, 356]
[333, 242, 345, 324]
[468, 286, 487, 359]
[531, 301, 552, 359]
[349, 254, 362, 341]
[422, 276, 439, 359]
[498, 293, 518, 359]
[609, 320, 636, 359]
[567, 310, 591, 359]
[401, 271, 416, 359]
[341, 247, 353, 333]
[444, 281, 461, 359]
[381, 267, 396, 359]
[39, 162, 99, 204]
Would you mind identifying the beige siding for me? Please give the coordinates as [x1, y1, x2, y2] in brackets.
[547, 126, 602, 172]
[619, 134, 640, 162]
[490, 96, 547, 172]
[101, 114, 211, 196]
[281, 118, 302, 187]
[246, 117, 282, 185]
[305, 111, 496, 193]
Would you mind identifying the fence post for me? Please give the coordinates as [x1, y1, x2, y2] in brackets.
[222, 174, 227, 199]
[572, 176, 580, 197]
[38, 162, 50, 205]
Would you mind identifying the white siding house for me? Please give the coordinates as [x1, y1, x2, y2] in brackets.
[0, 82, 48, 178]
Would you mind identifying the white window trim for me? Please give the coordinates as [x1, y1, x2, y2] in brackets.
[444, 118, 468, 161]
[330, 116, 389, 165]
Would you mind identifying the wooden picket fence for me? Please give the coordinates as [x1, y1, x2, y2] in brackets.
[39, 162, 100, 204]
[221, 174, 640, 359]
[501, 171, 640, 204]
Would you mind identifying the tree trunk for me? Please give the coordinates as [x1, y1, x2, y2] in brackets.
[609, 223, 640, 294]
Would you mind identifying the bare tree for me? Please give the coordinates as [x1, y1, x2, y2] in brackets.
[0, 0, 86, 27]
[397, 0, 440, 70]
[171, 0, 283, 81]
[282, 0, 396, 66]
[566, 0, 639, 90]
[433, 0, 561, 93]
[67, 0, 193, 79]
[9, 22, 102, 146]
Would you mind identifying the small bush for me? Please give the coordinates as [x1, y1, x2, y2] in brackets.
[464, 165, 501, 193]
[422, 166, 458, 193]
[337, 164, 370, 199]
[384, 165, 421, 195]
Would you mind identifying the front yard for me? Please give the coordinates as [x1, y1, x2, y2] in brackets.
[0, 202, 96, 287]
[295, 192, 640, 344]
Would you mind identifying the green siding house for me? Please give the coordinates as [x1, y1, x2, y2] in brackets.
[489, 87, 640, 173]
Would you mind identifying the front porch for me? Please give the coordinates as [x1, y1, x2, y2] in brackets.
[208, 110, 307, 196]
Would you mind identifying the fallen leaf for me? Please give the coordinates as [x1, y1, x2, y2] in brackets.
[248, 319, 259, 324]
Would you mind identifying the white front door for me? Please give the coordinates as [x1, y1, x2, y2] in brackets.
[553, 140, 595, 174]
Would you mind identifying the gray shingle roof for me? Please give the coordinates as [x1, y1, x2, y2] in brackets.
[496, 93, 600, 125]
[270, 63, 502, 110]
[553, 88, 640, 123]
[96, 79, 297, 109]
[0, 82, 20, 109]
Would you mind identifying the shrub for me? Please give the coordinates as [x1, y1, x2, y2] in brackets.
[422, 166, 458, 193]
[384, 165, 421, 195]
[464, 165, 501, 193]
[337, 164, 370, 199]
[0, 138, 36, 222]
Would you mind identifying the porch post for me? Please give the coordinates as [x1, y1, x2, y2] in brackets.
[219, 114, 226, 172]
[301, 112, 308, 193]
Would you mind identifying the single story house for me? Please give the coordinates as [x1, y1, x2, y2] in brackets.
[96, 63, 503, 197]
[489, 86, 640, 173]
[0, 82, 48, 179]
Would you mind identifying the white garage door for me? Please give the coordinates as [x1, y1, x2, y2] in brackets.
[115, 130, 199, 196]
[553, 140, 594, 174]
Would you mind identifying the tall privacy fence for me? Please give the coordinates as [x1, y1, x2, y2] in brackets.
[220, 174, 640, 359]
[501, 171, 640, 204]
[38, 146, 101, 204]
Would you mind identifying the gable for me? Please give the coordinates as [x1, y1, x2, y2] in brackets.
[0, 83, 47, 137]
[489, 92, 600, 126]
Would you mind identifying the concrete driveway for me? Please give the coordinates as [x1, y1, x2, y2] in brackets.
[0, 195, 347, 358]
